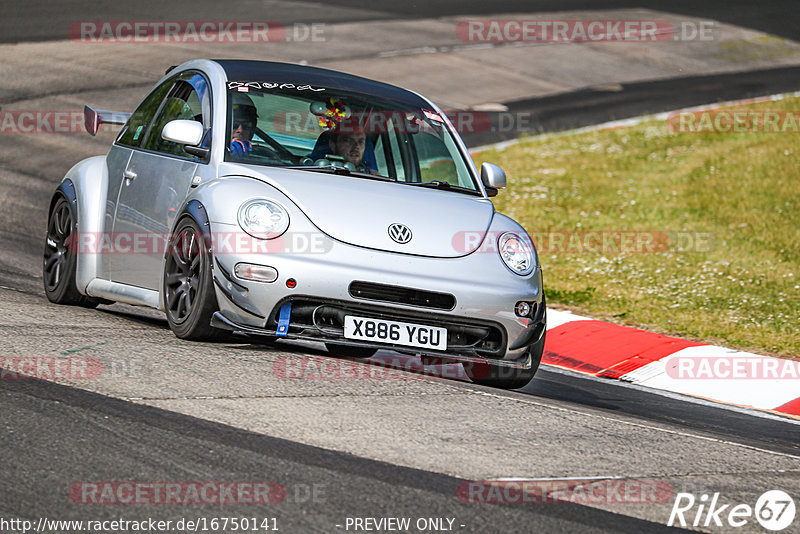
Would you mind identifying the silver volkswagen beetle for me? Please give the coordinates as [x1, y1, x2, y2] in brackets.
[43, 59, 546, 389]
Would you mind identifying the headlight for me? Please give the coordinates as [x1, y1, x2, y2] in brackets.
[237, 199, 289, 239]
[498, 232, 535, 276]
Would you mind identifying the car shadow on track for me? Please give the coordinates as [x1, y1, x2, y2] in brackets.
[97, 303, 621, 406]
[98, 305, 170, 329]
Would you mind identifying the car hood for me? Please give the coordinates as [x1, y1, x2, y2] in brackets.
[220, 164, 495, 258]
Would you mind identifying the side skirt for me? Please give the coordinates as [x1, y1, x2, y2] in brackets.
[85, 279, 160, 309]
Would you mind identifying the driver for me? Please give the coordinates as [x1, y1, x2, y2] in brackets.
[229, 92, 258, 157]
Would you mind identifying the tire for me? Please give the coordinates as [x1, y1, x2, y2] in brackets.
[325, 343, 378, 359]
[43, 195, 99, 308]
[163, 216, 224, 340]
[463, 331, 545, 389]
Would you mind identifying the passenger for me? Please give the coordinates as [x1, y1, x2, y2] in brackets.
[309, 127, 378, 173]
[328, 130, 367, 169]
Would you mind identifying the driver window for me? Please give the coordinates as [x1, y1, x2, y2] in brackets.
[117, 80, 173, 148]
[143, 76, 208, 157]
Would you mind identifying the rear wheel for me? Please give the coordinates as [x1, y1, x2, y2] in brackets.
[163, 217, 223, 340]
[43, 195, 99, 308]
[464, 331, 545, 389]
[325, 343, 378, 359]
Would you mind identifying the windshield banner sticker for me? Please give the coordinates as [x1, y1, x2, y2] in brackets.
[227, 81, 325, 92]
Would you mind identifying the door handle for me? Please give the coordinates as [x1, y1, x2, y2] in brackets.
[123, 169, 137, 182]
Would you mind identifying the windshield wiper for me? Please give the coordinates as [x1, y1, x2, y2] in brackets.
[289, 164, 353, 175]
[405, 180, 483, 196]
[286, 165, 394, 181]
[408, 180, 452, 189]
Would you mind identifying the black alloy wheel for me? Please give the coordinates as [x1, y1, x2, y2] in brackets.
[163, 217, 223, 340]
[43, 195, 98, 307]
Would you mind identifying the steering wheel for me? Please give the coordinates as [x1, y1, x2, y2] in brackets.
[249, 143, 287, 160]
[252, 127, 296, 162]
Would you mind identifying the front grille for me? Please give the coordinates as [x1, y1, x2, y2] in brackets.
[349, 281, 456, 310]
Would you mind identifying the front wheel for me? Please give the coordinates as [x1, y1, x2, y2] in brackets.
[463, 331, 545, 389]
[43, 195, 98, 308]
[163, 217, 224, 340]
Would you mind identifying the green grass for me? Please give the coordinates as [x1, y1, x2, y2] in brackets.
[475, 96, 800, 358]
[717, 35, 800, 62]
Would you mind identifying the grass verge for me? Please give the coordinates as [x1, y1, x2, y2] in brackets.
[475, 95, 799, 358]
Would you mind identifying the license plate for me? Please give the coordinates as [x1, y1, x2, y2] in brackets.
[343, 316, 447, 351]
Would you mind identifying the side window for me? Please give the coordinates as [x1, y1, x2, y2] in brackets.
[117, 80, 173, 147]
[142, 76, 209, 157]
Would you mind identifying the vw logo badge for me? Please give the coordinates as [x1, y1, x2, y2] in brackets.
[388, 223, 412, 244]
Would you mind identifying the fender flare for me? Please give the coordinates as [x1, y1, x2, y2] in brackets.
[159, 199, 214, 311]
[52, 179, 78, 213]
[174, 199, 213, 251]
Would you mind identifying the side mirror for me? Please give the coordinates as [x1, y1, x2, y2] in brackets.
[162, 119, 204, 146]
[480, 162, 506, 197]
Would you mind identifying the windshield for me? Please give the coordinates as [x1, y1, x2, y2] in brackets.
[224, 85, 480, 193]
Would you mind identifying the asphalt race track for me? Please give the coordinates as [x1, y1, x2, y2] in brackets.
[3, 1, 800, 43]
[1, 2, 799, 533]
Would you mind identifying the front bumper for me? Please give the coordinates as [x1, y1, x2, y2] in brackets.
[209, 224, 545, 368]
[211, 303, 545, 370]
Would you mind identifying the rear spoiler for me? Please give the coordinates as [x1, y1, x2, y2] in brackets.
[83, 105, 131, 136]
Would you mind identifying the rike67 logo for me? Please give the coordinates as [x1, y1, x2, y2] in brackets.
[668, 490, 795, 531]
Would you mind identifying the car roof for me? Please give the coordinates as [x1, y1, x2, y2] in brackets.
[213, 59, 428, 106]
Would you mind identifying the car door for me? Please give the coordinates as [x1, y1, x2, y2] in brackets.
[102, 78, 175, 280]
[110, 71, 212, 290]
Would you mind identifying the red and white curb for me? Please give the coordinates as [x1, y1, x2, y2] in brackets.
[544, 310, 800, 418]
[467, 91, 800, 418]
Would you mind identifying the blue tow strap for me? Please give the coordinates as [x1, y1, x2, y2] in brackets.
[276, 302, 292, 337]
